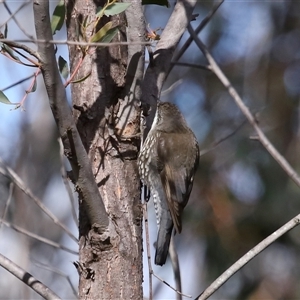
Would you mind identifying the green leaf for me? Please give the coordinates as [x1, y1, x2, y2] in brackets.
[58, 56, 69, 80]
[96, 6, 105, 19]
[142, 0, 170, 7]
[100, 27, 119, 43]
[0, 90, 12, 105]
[51, 0, 65, 35]
[103, 3, 131, 16]
[90, 22, 113, 43]
[71, 71, 91, 83]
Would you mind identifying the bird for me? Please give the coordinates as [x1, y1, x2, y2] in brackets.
[138, 101, 199, 266]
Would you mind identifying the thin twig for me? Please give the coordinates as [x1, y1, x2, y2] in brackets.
[0, 218, 78, 255]
[168, 0, 224, 76]
[143, 202, 153, 300]
[200, 119, 247, 156]
[161, 79, 184, 97]
[2, 40, 40, 61]
[0, 182, 14, 235]
[1, 74, 36, 92]
[0, 50, 36, 67]
[7, 46, 39, 66]
[32, 260, 78, 297]
[0, 252, 61, 300]
[64, 54, 85, 87]
[18, 68, 41, 109]
[152, 272, 192, 298]
[0, 157, 78, 243]
[170, 61, 211, 71]
[143, 202, 191, 299]
[1, 1, 33, 39]
[195, 214, 300, 300]
[188, 26, 300, 188]
[0, 38, 151, 48]
[169, 237, 182, 300]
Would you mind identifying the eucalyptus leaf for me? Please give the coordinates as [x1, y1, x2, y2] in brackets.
[0, 91, 12, 105]
[104, 3, 131, 16]
[96, 6, 105, 18]
[51, 0, 65, 35]
[100, 27, 119, 43]
[58, 56, 69, 80]
[90, 22, 112, 43]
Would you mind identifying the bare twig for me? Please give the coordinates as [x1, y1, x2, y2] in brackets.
[0, 157, 78, 243]
[170, 61, 211, 71]
[0, 38, 151, 48]
[64, 54, 85, 87]
[0, 218, 78, 255]
[0, 1, 34, 39]
[188, 26, 300, 188]
[143, 202, 153, 300]
[196, 214, 300, 300]
[1, 74, 36, 92]
[152, 272, 192, 298]
[143, 201, 190, 298]
[0, 182, 14, 235]
[32, 260, 78, 297]
[169, 237, 182, 300]
[200, 119, 247, 156]
[168, 0, 224, 76]
[1, 40, 40, 61]
[161, 79, 184, 97]
[1, 1, 33, 39]
[4, 45, 39, 66]
[0, 252, 61, 300]
[18, 68, 41, 108]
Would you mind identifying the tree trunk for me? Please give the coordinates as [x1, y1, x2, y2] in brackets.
[65, 1, 143, 298]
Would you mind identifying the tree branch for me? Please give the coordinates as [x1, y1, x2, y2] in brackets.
[32, 0, 109, 231]
[0, 157, 77, 242]
[188, 25, 300, 188]
[196, 214, 300, 300]
[169, 0, 224, 76]
[169, 237, 182, 300]
[0, 38, 151, 47]
[1, 39, 40, 61]
[0, 218, 78, 255]
[142, 0, 197, 133]
[0, 253, 61, 300]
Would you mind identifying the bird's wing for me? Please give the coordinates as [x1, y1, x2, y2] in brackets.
[160, 164, 183, 233]
[157, 132, 199, 233]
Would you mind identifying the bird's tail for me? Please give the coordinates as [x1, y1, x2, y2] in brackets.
[155, 210, 173, 266]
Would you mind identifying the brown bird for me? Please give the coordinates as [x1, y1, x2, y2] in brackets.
[138, 101, 199, 265]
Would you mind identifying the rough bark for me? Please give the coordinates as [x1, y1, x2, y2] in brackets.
[65, 0, 143, 299]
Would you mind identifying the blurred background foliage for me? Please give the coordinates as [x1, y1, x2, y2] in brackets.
[0, 1, 300, 299]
